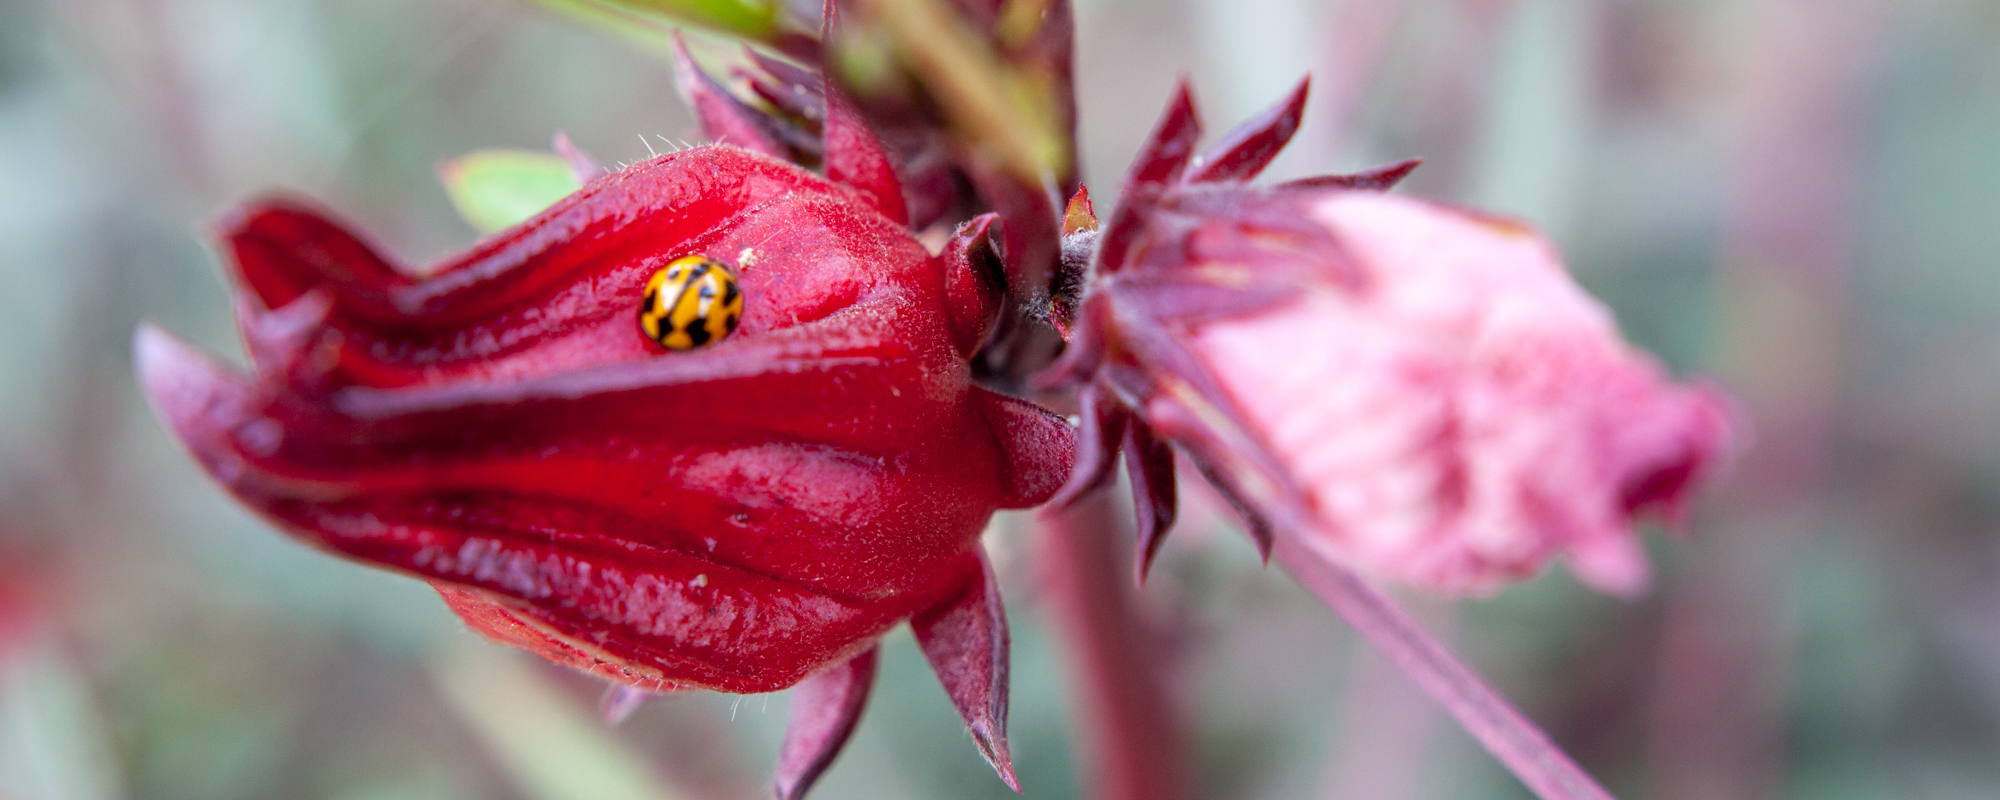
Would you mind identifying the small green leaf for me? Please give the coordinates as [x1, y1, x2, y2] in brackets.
[439, 150, 584, 234]
[524, 0, 779, 46]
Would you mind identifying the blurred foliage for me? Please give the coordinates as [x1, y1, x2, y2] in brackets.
[2, 0, 2000, 799]
[524, 0, 780, 45]
[428, 645, 683, 800]
[437, 149, 582, 234]
[844, 0, 1073, 182]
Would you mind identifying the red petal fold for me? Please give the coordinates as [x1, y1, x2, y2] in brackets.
[222, 200, 409, 316]
[774, 646, 879, 800]
[137, 301, 1027, 692]
[941, 213, 1005, 357]
[220, 148, 930, 389]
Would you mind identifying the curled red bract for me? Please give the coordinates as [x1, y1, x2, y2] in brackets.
[137, 143, 1074, 696]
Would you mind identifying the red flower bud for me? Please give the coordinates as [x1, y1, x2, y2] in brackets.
[135, 139, 1074, 713]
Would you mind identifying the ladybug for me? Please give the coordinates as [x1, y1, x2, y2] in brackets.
[639, 255, 743, 350]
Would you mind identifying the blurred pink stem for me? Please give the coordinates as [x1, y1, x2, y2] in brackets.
[1316, 608, 1451, 800]
[1036, 494, 1193, 800]
[1275, 535, 1616, 800]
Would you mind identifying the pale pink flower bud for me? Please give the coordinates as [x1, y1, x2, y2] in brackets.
[1186, 193, 1731, 596]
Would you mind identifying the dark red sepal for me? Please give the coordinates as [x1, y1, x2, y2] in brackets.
[1184, 78, 1309, 185]
[817, 0, 908, 225]
[912, 554, 1018, 791]
[1031, 291, 1108, 392]
[1123, 419, 1177, 583]
[970, 387, 1078, 510]
[821, 83, 909, 225]
[1096, 81, 1201, 277]
[552, 132, 608, 183]
[774, 646, 879, 800]
[961, 159, 1064, 312]
[1178, 444, 1277, 562]
[1044, 380, 1128, 511]
[1100, 308, 1308, 541]
[739, 47, 826, 124]
[672, 34, 790, 160]
[1104, 271, 1301, 325]
[1122, 81, 1203, 188]
[1276, 158, 1422, 192]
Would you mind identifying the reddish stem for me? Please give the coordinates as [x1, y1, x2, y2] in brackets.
[1274, 535, 1617, 800]
[1035, 493, 1193, 800]
[1315, 611, 1450, 800]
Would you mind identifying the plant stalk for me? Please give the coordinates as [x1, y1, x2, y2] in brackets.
[1036, 493, 1194, 800]
[1275, 535, 1617, 800]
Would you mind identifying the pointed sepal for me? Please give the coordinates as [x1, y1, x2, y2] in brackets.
[671, 33, 788, 159]
[820, 84, 909, 225]
[1062, 185, 1098, 235]
[598, 683, 654, 727]
[739, 46, 826, 123]
[1124, 80, 1203, 188]
[1277, 158, 1422, 192]
[1185, 77, 1309, 185]
[552, 131, 607, 183]
[1045, 380, 1129, 511]
[1097, 81, 1202, 275]
[912, 555, 1018, 791]
[1185, 450, 1276, 562]
[970, 386, 1079, 510]
[773, 646, 879, 800]
[1124, 419, 1178, 583]
[814, 0, 907, 225]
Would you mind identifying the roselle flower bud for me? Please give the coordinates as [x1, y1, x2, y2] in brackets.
[1043, 80, 1732, 597]
[137, 101, 1071, 796]
[1185, 193, 1731, 596]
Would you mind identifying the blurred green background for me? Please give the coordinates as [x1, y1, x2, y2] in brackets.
[1, 0, 1997, 798]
